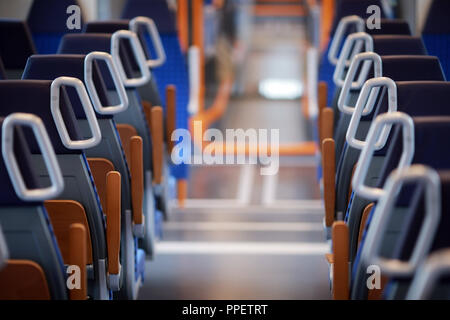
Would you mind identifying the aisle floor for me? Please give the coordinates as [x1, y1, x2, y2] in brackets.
[138, 11, 330, 300]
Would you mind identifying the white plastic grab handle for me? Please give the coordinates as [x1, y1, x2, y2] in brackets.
[328, 15, 365, 66]
[333, 32, 373, 88]
[84, 51, 129, 115]
[406, 249, 450, 300]
[51, 76, 102, 150]
[362, 165, 441, 277]
[346, 77, 397, 150]
[1, 113, 64, 201]
[187, 46, 200, 115]
[111, 30, 151, 87]
[338, 52, 383, 114]
[352, 112, 414, 201]
[130, 16, 166, 68]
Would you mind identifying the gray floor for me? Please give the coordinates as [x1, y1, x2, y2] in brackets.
[138, 13, 330, 300]
[139, 206, 329, 300]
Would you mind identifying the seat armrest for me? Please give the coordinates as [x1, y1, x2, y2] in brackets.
[166, 85, 176, 153]
[86, 158, 122, 291]
[318, 81, 328, 143]
[321, 107, 334, 144]
[130, 136, 145, 237]
[105, 171, 121, 290]
[112, 129, 145, 238]
[332, 221, 349, 300]
[151, 106, 164, 184]
[322, 138, 336, 227]
[68, 223, 88, 300]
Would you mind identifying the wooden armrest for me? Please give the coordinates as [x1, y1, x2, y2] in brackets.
[45, 200, 92, 265]
[86, 158, 121, 279]
[106, 171, 121, 277]
[151, 106, 164, 184]
[318, 81, 328, 143]
[322, 138, 336, 227]
[142, 100, 152, 132]
[131, 136, 144, 226]
[116, 124, 138, 165]
[166, 84, 176, 153]
[114, 129, 144, 229]
[332, 221, 349, 300]
[68, 223, 87, 300]
[321, 107, 334, 144]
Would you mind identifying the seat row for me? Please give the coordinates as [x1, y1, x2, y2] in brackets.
[0, 0, 192, 300]
[316, 0, 450, 299]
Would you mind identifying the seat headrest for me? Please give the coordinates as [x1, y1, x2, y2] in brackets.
[58, 33, 111, 55]
[391, 117, 450, 207]
[58, 33, 135, 89]
[366, 19, 411, 36]
[22, 54, 112, 119]
[27, 0, 83, 33]
[331, 0, 386, 35]
[423, 0, 450, 34]
[376, 81, 450, 121]
[394, 168, 450, 260]
[379, 116, 450, 192]
[381, 56, 445, 81]
[84, 20, 149, 72]
[84, 20, 130, 34]
[0, 80, 82, 154]
[0, 118, 41, 206]
[396, 82, 450, 116]
[0, 19, 36, 69]
[363, 57, 445, 123]
[373, 35, 427, 55]
[371, 82, 450, 159]
[121, 0, 177, 34]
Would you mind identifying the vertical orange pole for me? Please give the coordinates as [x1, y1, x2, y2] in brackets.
[193, 0, 205, 112]
[177, 179, 187, 207]
[177, 0, 189, 53]
[321, 0, 335, 52]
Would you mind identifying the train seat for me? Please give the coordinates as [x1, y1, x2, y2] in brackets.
[0, 113, 69, 299]
[121, 0, 190, 182]
[351, 117, 450, 299]
[0, 80, 116, 299]
[57, 33, 160, 255]
[333, 57, 445, 226]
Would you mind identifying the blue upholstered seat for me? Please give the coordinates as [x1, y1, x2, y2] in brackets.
[0, 116, 67, 299]
[121, 0, 189, 180]
[27, 0, 83, 54]
[422, 0, 450, 81]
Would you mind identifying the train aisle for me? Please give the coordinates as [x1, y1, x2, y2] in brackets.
[138, 8, 330, 300]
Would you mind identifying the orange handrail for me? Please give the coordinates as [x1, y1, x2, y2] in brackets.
[192, 0, 205, 112]
[320, 0, 335, 52]
[177, 0, 189, 53]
